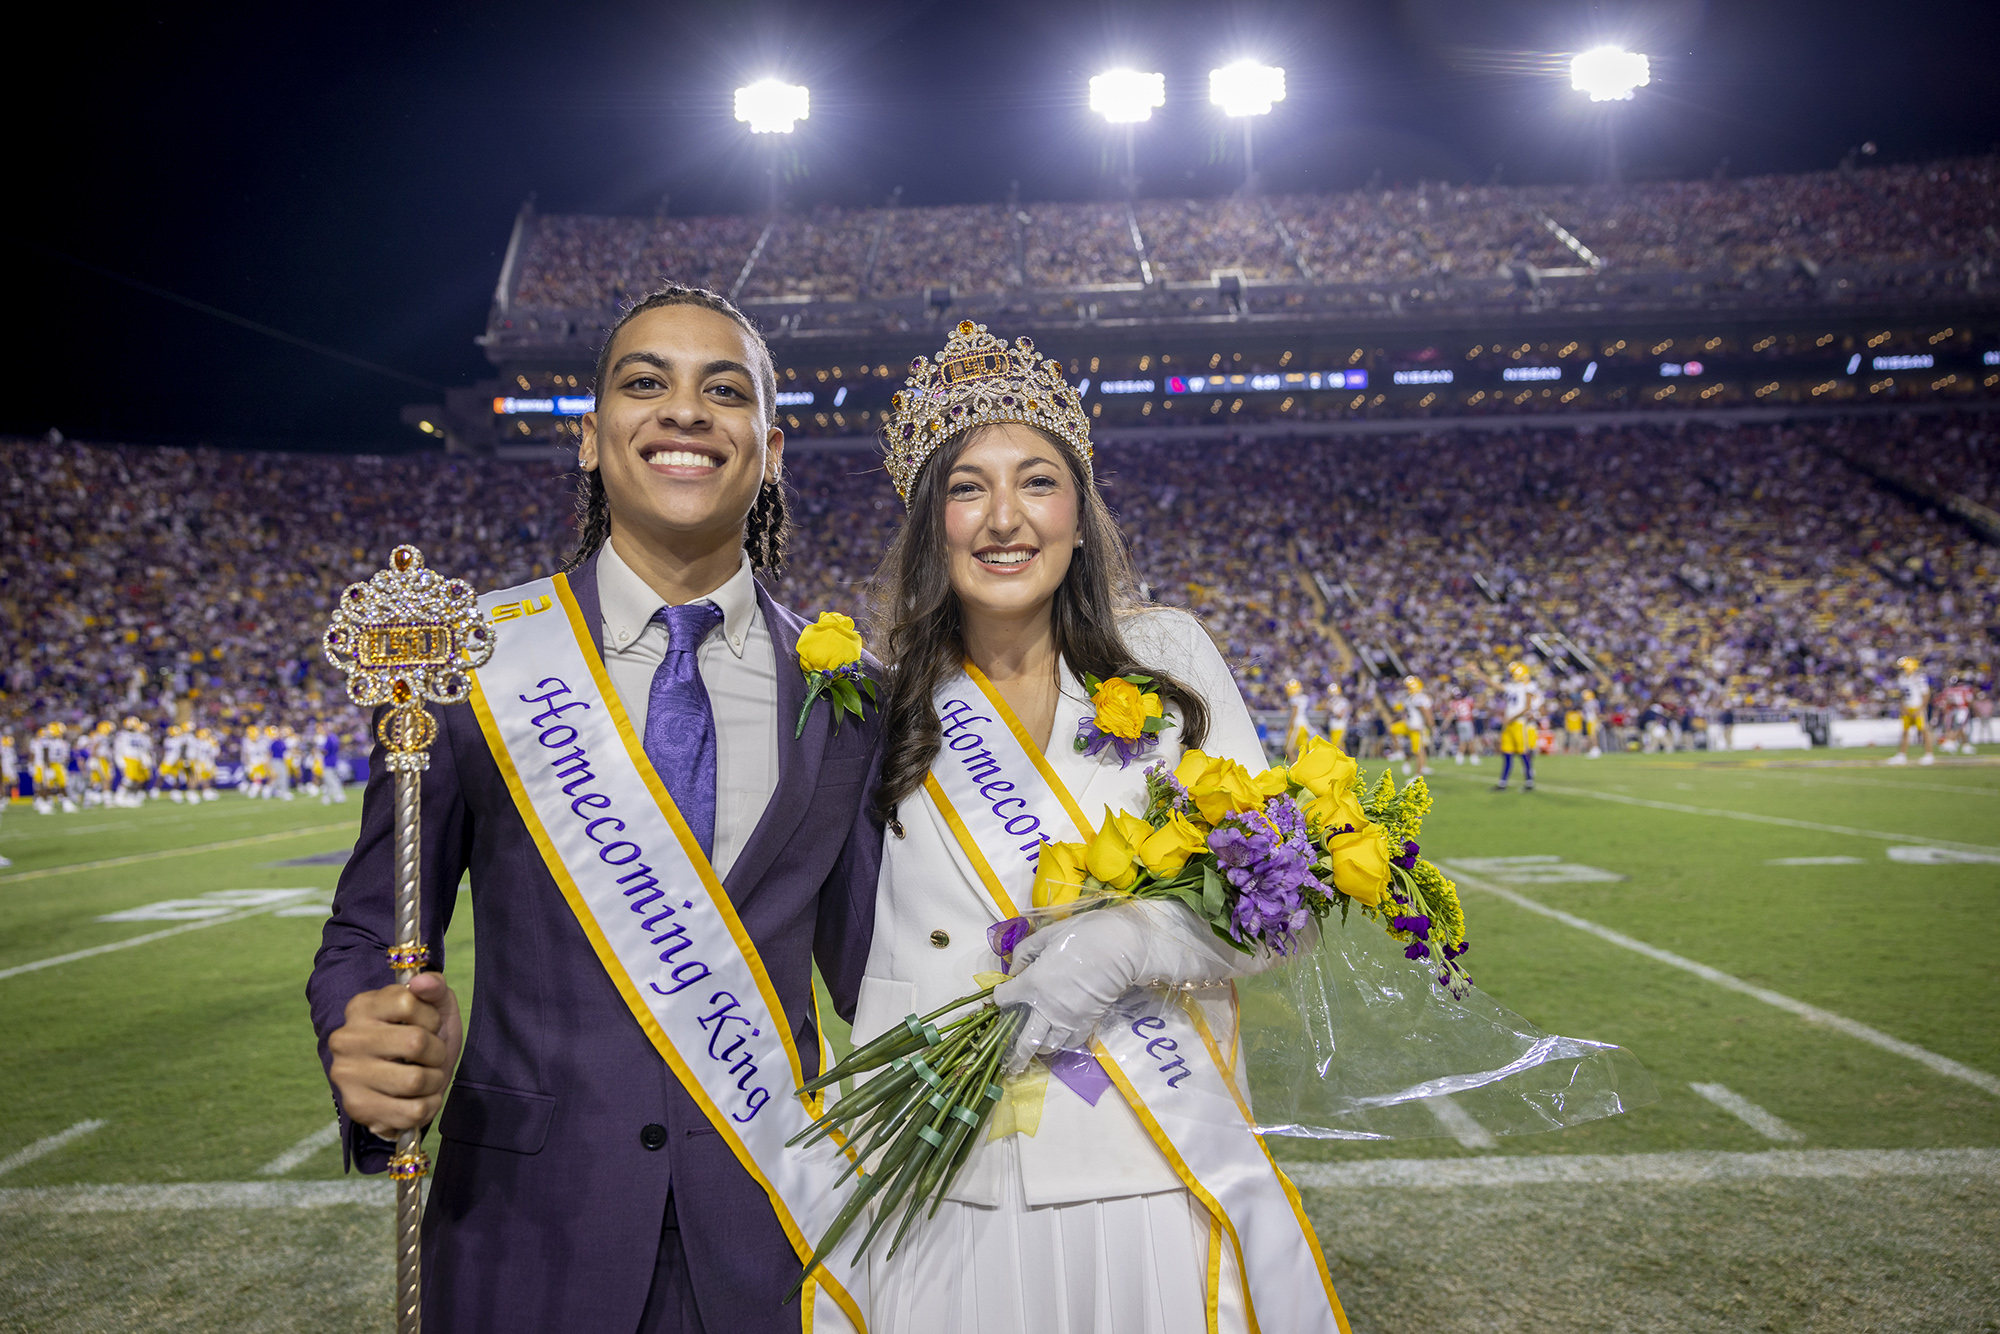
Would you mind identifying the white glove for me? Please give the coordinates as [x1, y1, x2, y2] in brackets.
[991, 900, 1286, 1075]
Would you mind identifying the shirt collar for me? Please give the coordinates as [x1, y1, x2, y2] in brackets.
[596, 541, 759, 659]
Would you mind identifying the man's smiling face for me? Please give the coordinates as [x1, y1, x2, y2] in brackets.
[579, 303, 782, 550]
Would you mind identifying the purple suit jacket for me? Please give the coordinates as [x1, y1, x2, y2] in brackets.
[309, 549, 884, 1333]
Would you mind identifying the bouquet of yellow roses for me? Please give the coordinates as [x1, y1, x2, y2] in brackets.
[1023, 737, 1469, 987]
[783, 737, 1470, 1291]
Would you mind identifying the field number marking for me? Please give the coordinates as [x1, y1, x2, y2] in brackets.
[98, 888, 315, 923]
[1884, 845, 2000, 866]
[0, 890, 317, 982]
[258, 1120, 341, 1176]
[1766, 856, 1863, 866]
[1689, 1083, 1805, 1142]
[1449, 855, 1626, 884]
[1442, 864, 2000, 1100]
[0, 1120, 107, 1178]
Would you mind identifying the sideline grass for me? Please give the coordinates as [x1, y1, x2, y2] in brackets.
[1, 748, 1995, 1329]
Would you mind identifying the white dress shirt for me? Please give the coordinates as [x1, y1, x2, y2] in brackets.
[594, 542, 779, 880]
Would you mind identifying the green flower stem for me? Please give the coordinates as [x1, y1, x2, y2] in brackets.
[797, 989, 995, 1095]
[927, 1009, 1019, 1221]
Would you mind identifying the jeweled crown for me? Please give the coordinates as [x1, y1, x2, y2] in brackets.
[880, 321, 1094, 502]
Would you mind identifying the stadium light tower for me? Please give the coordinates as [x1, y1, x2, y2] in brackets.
[1089, 68, 1165, 196]
[734, 79, 810, 134]
[734, 79, 809, 217]
[1569, 48, 1649, 185]
[1569, 47, 1649, 102]
[1209, 60, 1285, 191]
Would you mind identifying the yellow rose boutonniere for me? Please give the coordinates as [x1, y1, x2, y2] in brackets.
[794, 612, 876, 737]
[1075, 673, 1173, 767]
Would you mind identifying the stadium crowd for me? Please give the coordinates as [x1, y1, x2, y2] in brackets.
[499, 156, 1997, 315]
[3, 409, 1992, 786]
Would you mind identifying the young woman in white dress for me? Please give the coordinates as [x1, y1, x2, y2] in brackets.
[850, 325, 1348, 1333]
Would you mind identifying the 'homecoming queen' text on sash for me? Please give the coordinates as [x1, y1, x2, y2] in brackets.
[924, 662, 1351, 1334]
[470, 574, 868, 1334]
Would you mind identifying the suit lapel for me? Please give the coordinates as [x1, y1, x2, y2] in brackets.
[564, 549, 608, 668]
[722, 584, 827, 899]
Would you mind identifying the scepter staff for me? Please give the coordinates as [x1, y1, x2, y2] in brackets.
[324, 545, 494, 1334]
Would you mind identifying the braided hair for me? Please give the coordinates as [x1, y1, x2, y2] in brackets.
[561, 284, 790, 574]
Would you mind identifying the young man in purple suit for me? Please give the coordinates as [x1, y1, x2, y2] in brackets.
[310, 286, 883, 1333]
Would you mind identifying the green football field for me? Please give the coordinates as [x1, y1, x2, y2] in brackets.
[2, 751, 1996, 1332]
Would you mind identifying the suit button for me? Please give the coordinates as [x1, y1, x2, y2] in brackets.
[929, 929, 950, 948]
[640, 1123, 668, 1151]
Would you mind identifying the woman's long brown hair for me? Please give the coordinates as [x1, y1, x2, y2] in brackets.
[872, 426, 1210, 821]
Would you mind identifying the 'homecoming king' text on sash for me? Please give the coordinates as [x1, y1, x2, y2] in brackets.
[469, 574, 868, 1334]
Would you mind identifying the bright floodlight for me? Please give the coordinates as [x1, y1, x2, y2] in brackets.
[1570, 47, 1650, 102]
[1089, 69, 1166, 124]
[734, 80, 810, 134]
[1209, 61, 1286, 118]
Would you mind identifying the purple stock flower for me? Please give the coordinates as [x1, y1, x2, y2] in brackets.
[1393, 839, 1420, 871]
[1404, 943, 1430, 960]
[1209, 817, 1320, 955]
[1390, 914, 1432, 938]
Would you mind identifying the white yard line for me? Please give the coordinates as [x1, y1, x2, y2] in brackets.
[10, 1150, 1994, 1208]
[1465, 778, 2000, 856]
[1285, 1147, 2000, 1190]
[1425, 1097, 1498, 1150]
[0, 1180, 391, 1212]
[1689, 1083, 1806, 1142]
[0, 823, 353, 885]
[257, 1121, 341, 1176]
[1442, 864, 2000, 1099]
[0, 903, 294, 981]
[0, 1120, 107, 1178]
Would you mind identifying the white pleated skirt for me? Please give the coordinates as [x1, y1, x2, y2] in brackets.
[860, 1165, 1249, 1334]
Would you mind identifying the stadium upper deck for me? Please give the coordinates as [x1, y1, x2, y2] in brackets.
[435, 157, 2000, 452]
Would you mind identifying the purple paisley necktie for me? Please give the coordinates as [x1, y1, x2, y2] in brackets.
[641, 601, 723, 858]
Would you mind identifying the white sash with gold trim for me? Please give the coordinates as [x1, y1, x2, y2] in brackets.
[470, 573, 868, 1334]
[924, 663, 1349, 1334]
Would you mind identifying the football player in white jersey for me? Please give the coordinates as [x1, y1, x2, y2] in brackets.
[80, 721, 115, 808]
[1283, 679, 1321, 762]
[241, 725, 268, 798]
[113, 717, 155, 807]
[1448, 689, 1478, 764]
[190, 727, 220, 801]
[32, 723, 78, 814]
[1325, 682, 1351, 752]
[1400, 675, 1436, 776]
[1888, 656, 1935, 766]
[1494, 661, 1541, 792]
[159, 724, 189, 802]
[1582, 688, 1602, 758]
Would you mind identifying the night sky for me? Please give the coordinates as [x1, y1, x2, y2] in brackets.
[10, 0, 1997, 452]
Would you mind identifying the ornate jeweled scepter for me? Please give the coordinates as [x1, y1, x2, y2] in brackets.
[324, 545, 493, 1334]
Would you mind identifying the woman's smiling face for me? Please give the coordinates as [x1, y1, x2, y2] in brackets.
[939, 423, 1081, 626]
